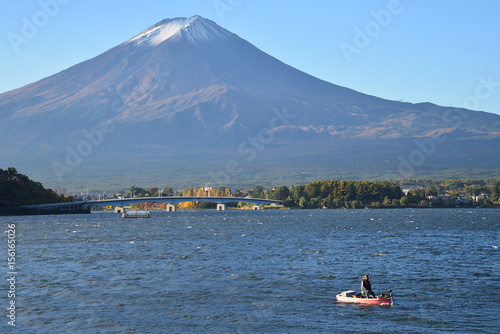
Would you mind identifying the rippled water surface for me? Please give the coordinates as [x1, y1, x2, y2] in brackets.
[3, 209, 500, 333]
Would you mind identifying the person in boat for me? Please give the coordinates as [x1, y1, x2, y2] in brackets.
[361, 274, 375, 298]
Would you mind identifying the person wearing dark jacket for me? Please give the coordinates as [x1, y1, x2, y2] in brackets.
[361, 274, 375, 298]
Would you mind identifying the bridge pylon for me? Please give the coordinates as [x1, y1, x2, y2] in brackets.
[166, 204, 176, 212]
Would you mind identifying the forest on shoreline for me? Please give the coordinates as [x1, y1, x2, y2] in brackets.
[0, 168, 69, 207]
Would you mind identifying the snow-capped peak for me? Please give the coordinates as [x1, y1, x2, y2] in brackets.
[127, 15, 232, 47]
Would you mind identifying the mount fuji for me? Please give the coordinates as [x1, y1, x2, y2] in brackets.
[0, 15, 499, 189]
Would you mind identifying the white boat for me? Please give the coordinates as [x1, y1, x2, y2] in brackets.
[122, 210, 151, 218]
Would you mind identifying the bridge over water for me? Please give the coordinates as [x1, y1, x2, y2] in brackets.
[23, 196, 284, 212]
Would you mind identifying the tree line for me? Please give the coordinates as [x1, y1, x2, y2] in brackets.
[262, 180, 404, 208]
[261, 179, 499, 208]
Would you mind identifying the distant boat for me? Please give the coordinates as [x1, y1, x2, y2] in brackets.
[122, 210, 151, 218]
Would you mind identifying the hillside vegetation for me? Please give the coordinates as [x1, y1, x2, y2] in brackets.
[0, 167, 69, 207]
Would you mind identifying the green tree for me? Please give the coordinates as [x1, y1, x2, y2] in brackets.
[304, 181, 321, 199]
[128, 186, 145, 197]
[288, 184, 305, 204]
[490, 182, 499, 202]
[299, 196, 308, 209]
[145, 187, 159, 197]
[273, 186, 290, 201]
[162, 187, 173, 196]
[251, 186, 264, 198]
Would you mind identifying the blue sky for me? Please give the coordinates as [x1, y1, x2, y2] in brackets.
[1, 0, 500, 115]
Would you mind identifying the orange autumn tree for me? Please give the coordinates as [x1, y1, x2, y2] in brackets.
[178, 187, 232, 209]
[179, 188, 196, 209]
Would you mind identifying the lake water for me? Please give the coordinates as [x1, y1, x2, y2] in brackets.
[2, 208, 499, 333]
